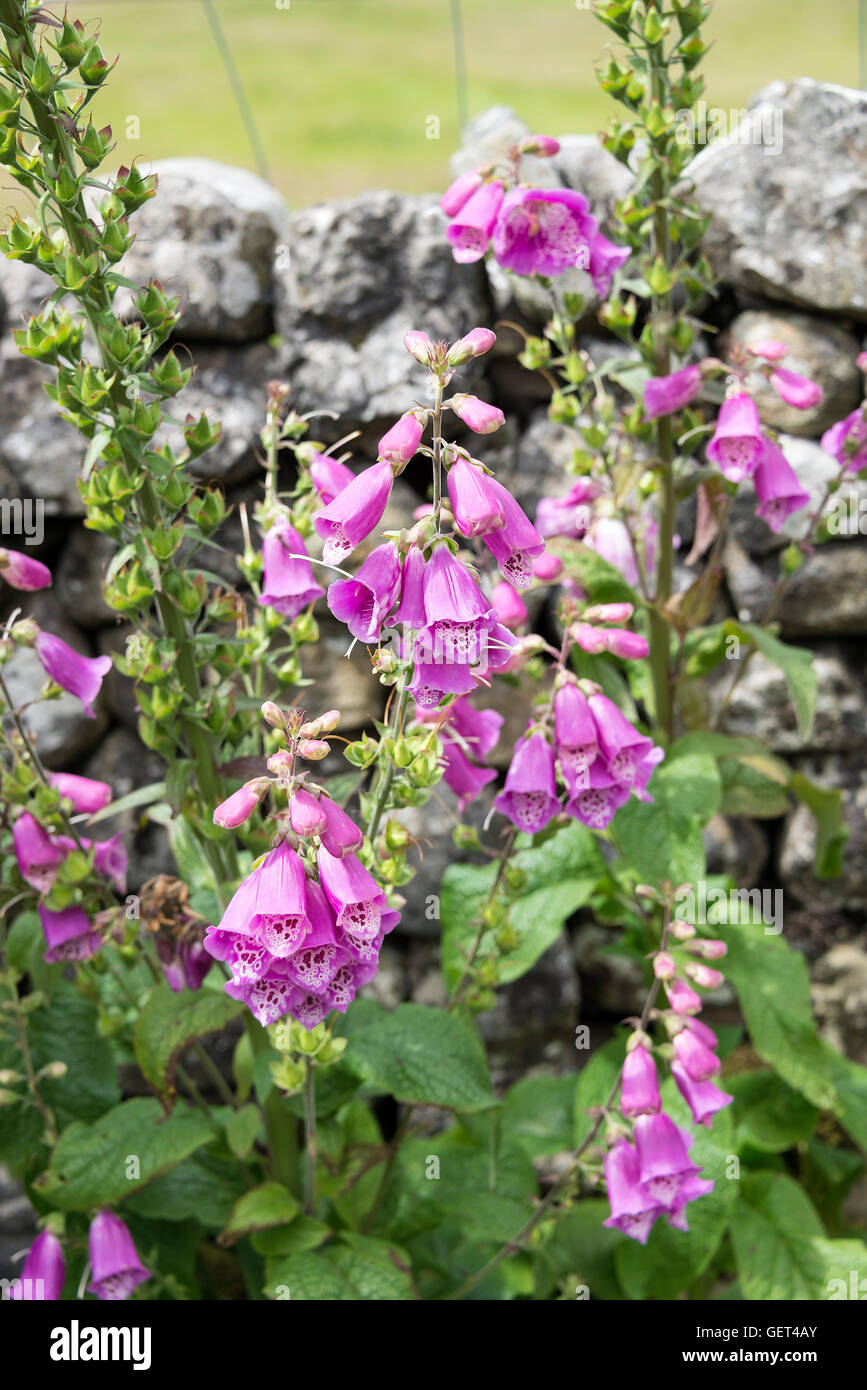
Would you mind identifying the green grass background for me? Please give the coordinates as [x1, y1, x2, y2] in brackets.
[20, 0, 863, 206]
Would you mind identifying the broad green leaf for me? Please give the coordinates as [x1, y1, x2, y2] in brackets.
[719, 758, 790, 817]
[344, 1003, 494, 1112]
[265, 1233, 415, 1300]
[719, 923, 834, 1110]
[219, 1182, 300, 1246]
[728, 1071, 818, 1153]
[134, 982, 243, 1099]
[33, 1098, 214, 1209]
[539, 1200, 625, 1300]
[789, 772, 847, 879]
[440, 820, 604, 991]
[29, 983, 120, 1124]
[85, 781, 166, 826]
[501, 1075, 576, 1157]
[612, 751, 719, 884]
[731, 1173, 832, 1300]
[254, 1216, 330, 1257]
[726, 620, 816, 739]
[226, 1103, 261, 1160]
[824, 1044, 867, 1152]
[168, 814, 220, 895]
[124, 1153, 246, 1229]
[616, 1091, 737, 1300]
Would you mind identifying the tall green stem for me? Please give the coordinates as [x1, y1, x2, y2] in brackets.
[245, 1015, 300, 1195]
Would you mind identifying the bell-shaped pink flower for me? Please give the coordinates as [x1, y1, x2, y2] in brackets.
[91, 834, 128, 895]
[603, 1139, 663, 1244]
[289, 786, 328, 838]
[318, 845, 395, 943]
[754, 437, 810, 532]
[747, 339, 788, 361]
[770, 366, 823, 410]
[391, 546, 427, 630]
[479, 478, 545, 589]
[214, 780, 268, 830]
[34, 632, 111, 718]
[665, 976, 702, 1015]
[588, 230, 630, 298]
[409, 654, 478, 707]
[328, 541, 401, 642]
[671, 1062, 733, 1128]
[535, 480, 600, 539]
[449, 394, 505, 434]
[279, 881, 347, 993]
[554, 683, 598, 795]
[441, 736, 496, 811]
[673, 1027, 721, 1081]
[683, 1015, 719, 1048]
[706, 393, 764, 482]
[492, 187, 597, 277]
[448, 695, 503, 760]
[48, 772, 112, 814]
[587, 516, 640, 587]
[13, 812, 66, 892]
[491, 580, 527, 630]
[633, 1112, 702, 1208]
[10, 1228, 65, 1300]
[379, 411, 425, 465]
[685, 961, 726, 990]
[565, 760, 630, 829]
[309, 451, 355, 506]
[319, 796, 364, 857]
[403, 330, 435, 366]
[447, 327, 496, 366]
[446, 179, 505, 263]
[0, 548, 52, 591]
[259, 523, 325, 617]
[440, 168, 483, 218]
[493, 730, 560, 832]
[446, 456, 504, 537]
[211, 838, 311, 961]
[314, 459, 394, 565]
[419, 544, 496, 666]
[621, 1043, 661, 1117]
[533, 551, 564, 582]
[589, 693, 654, 787]
[39, 904, 102, 964]
[821, 408, 867, 473]
[87, 1210, 150, 1301]
[604, 627, 650, 660]
[643, 364, 702, 421]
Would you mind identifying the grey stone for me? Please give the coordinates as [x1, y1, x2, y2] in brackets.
[0, 257, 56, 330]
[724, 535, 867, 636]
[811, 944, 867, 1066]
[703, 813, 769, 885]
[56, 528, 115, 628]
[723, 309, 861, 436]
[573, 922, 646, 1017]
[690, 80, 867, 319]
[449, 106, 557, 189]
[116, 159, 290, 341]
[298, 613, 385, 735]
[778, 753, 867, 912]
[160, 342, 281, 486]
[710, 643, 867, 754]
[729, 435, 867, 555]
[0, 347, 84, 517]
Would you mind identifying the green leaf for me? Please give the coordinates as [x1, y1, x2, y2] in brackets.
[254, 1216, 331, 1257]
[730, 1172, 841, 1300]
[219, 1182, 300, 1246]
[728, 1071, 818, 1153]
[501, 1075, 576, 1157]
[124, 1153, 246, 1229]
[539, 1200, 625, 1299]
[440, 820, 604, 991]
[572, 1037, 625, 1147]
[168, 814, 220, 895]
[265, 1233, 415, 1300]
[824, 1043, 867, 1152]
[29, 983, 120, 1124]
[134, 983, 243, 1099]
[726, 621, 817, 739]
[226, 1103, 261, 1160]
[612, 750, 719, 884]
[616, 1091, 737, 1300]
[343, 1003, 494, 1112]
[33, 1098, 214, 1209]
[85, 781, 166, 826]
[789, 772, 847, 879]
[718, 923, 834, 1110]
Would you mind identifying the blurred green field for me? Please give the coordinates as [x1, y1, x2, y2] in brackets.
[13, 0, 863, 207]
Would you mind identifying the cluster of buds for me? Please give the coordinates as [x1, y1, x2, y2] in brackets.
[268, 1016, 348, 1095]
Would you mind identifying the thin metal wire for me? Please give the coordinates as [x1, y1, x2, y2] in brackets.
[199, 0, 271, 182]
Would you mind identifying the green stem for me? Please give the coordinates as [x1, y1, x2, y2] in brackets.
[303, 1059, 317, 1215]
[366, 682, 409, 843]
[245, 1015, 300, 1196]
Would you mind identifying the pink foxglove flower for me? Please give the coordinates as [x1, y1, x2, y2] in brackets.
[672, 1027, 721, 1081]
[318, 844, 399, 945]
[643, 364, 702, 421]
[587, 230, 630, 298]
[603, 1139, 664, 1244]
[491, 580, 527, 630]
[535, 479, 600, 539]
[0, 548, 52, 591]
[157, 935, 213, 993]
[441, 736, 497, 811]
[90, 834, 128, 896]
[621, 1043, 661, 1118]
[747, 338, 788, 361]
[821, 407, 867, 473]
[671, 1062, 733, 1128]
[447, 456, 504, 537]
[48, 772, 112, 814]
[533, 551, 563, 582]
[554, 682, 598, 795]
[34, 632, 111, 718]
[665, 976, 702, 1015]
[479, 478, 545, 589]
[565, 761, 630, 829]
[753, 438, 810, 532]
[39, 904, 102, 963]
[318, 796, 364, 857]
[492, 187, 596, 277]
[392, 545, 427, 629]
[315, 459, 394, 565]
[13, 812, 66, 892]
[309, 451, 355, 506]
[633, 1112, 705, 1209]
[449, 394, 505, 435]
[446, 180, 505, 263]
[288, 787, 328, 838]
[259, 523, 324, 616]
[685, 962, 725, 990]
[706, 393, 764, 482]
[769, 366, 823, 410]
[418, 544, 497, 666]
[403, 330, 435, 366]
[87, 1211, 150, 1301]
[587, 516, 640, 587]
[440, 169, 484, 218]
[683, 1015, 720, 1048]
[328, 541, 401, 643]
[10, 1229, 65, 1300]
[589, 693, 660, 791]
[493, 730, 560, 832]
[378, 411, 425, 465]
[447, 327, 496, 365]
[603, 628, 650, 660]
[214, 780, 269, 830]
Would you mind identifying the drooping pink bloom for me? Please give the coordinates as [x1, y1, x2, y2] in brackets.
[690, 939, 727, 960]
[409, 653, 478, 707]
[448, 327, 496, 365]
[769, 366, 823, 410]
[821, 408, 867, 473]
[554, 683, 598, 795]
[418, 544, 497, 666]
[13, 812, 66, 892]
[309, 452, 355, 506]
[492, 187, 597, 277]
[747, 339, 788, 361]
[328, 541, 401, 642]
[449, 695, 503, 760]
[673, 1027, 721, 1081]
[603, 628, 650, 660]
[653, 951, 677, 980]
[533, 551, 564, 582]
[319, 796, 364, 857]
[520, 133, 561, 157]
[565, 760, 631, 829]
[584, 602, 635, 623]
[314, 459, 394, 565]
[479, 478, 546, 589]
[259, 523, 324, 618]
[683, 1015, 719, 1048]
[587, 516, 640, 587]
[10, 1229, 65, 1300]
[34, 632, 111, 719]
[391, 545, 427, 631]
[91, 834, 128, 895]
[277, 885, 345, 994]
[671, 1061, 733, 1128]
[572, 622, 608, 655]
[753, 437, 810, 532]
[209, 838, 311, 961]
[157, 934, 213, 993]
[48, 772, 112, 814]
[403, 330, 435, 366]
[621, 1044, 661, 1117]
[685, 962, 725, 990]
[288, 787, 328, 839]
[706, 393, 764, 482]
[603, 1139, 664, 1244]
[446, 179, 505, 263]
[378, 411, 425, 465]
[493, 730, 560, 833]
[491, 580, 527, 630]
[665, 976, 702, 1015]
[633, 1112, 703, 1209]
[87, 1211, 151, 1301]
[643, 364, 702, 420]
[587, 230, 630, 298]
[589, 693, 655, 789]
[446, 456, 504, 537]
[440, 168, 484, 218]
[449, 394, 505, 434]
[318, 845, 398, 944]
[39, 904, 102, 963]
[441, 736, 497, 811]
[214, 780, 268, 830]
[535, 479, 600, 539]
[0, 548, 52, 591]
